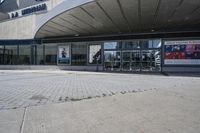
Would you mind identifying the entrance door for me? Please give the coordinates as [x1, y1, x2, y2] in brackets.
[104, 51, 121, 71]
[103, 40, 161, 72]
[131, 50, 141, 71]
[122, 50, 140, 71]
[141, 50, 161, 72]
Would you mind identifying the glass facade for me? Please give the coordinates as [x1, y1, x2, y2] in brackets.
[103, 40, 161, 72]
[0, 39, 162, 72]
[44, 44, 57, 65]
[0, 46, 3, 64]
[4, 45, 18, 65]
[36, 45, 44, 65]
[19, 45, 31, 65]
[71, 43, 87, 66]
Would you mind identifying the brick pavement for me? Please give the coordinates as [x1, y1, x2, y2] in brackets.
[0, 71, 199, 110]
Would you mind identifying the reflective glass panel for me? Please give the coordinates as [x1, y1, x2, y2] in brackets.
[4, 45, 18, 65]
[45, 44, 57, 65]
[19, 45, 31, 65]
[141, 40, 161, 49]
[122, 41, 140, 50]
[71, 43, 87, 66]
[0, 46, 3, 64]
[104, 51, 121, 62]
[123, 52, 131, 61]
[104, 42, 121, 50]
[37, 45, 44, 65]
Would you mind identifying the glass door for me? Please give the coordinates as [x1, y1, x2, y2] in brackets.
[141, 50, 161, 72]
[122, 51, 131, 71]
[103, 40, 161, 72]
[104, 51, 121, 71]
[122, 50, 140, 71]
[131, 50, 141, 71]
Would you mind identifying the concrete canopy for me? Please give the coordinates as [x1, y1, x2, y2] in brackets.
[35, 0, 200, 39]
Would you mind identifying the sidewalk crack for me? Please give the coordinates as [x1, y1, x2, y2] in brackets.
[19, 107, 27, 133]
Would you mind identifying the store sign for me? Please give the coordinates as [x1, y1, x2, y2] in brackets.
[58, 46, 70, 64]
[11, 3, 47, 18]
[164, 40, 200, 65]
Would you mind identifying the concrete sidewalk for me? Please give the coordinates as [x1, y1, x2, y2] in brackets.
[1, 86, 200, 133]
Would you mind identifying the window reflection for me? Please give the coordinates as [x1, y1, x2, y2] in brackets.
[141, 40, 161, 49]
[4, 45, 18, 65]
[37, 45, 44, 65]
[71, 43, 87, 66]
[122, 41, 140, 50]
[141, 50, 161, 71]
[45, 44, 57, 65]
[0, 46, 3, 64]
[104, 51, 121, 71]
[104, 51, 121, 62]
[19, 45, 31, 65]
[104, 42, 121, 50]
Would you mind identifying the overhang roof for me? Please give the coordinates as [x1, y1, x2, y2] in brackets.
[35, 0, 200, 39]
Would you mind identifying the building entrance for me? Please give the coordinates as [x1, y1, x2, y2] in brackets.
[104, 40, 161, 72]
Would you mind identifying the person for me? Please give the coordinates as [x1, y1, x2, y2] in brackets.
[61, 48, 66, 58]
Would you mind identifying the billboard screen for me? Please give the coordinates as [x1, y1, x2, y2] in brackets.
[164, 40, 200, 65]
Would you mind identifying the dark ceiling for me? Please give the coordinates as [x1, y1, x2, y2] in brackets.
[35, 0, 200, 38]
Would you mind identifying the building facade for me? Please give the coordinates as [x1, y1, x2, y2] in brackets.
[0, 0, 200, 72]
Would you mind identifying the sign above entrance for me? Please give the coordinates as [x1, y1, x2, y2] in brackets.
[9, 3, 47, 19]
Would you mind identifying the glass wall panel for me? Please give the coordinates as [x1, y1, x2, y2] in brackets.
[131, 50, 141, 71]
[141, 50, 161, 71]
[71, 43, 87, 66]
[123, 52, 131, 61]
[44, 44, 57, 65]
[104, 42, 121, 50]
[88, 44, 101, 64]
[122, 50, 141, 71]
[141, 40, 161, 49]
[152, 40, 161, 48]
[19, 45, 31, 65]
[122, 41, 140, 50]
[0, 46, 4, 64]
[36, 45, 44, 65]
[104, 51, 121, 71]
[4, 45, 18, 65]
[104, 51, 121, 62]
[105, 40, 161, 72]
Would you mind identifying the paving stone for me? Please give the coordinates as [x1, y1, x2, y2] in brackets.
[0, 70, 199, 110]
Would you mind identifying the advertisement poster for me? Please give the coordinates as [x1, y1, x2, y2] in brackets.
[58, 46, 70, 64]
[164, 40, 200, 65]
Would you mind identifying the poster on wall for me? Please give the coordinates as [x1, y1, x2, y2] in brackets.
[58, 46, 70, 64]
[164, 40, 200, 65]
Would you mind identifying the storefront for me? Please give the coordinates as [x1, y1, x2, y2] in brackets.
[1, 38, 200, 72]
[0, 39, 161, 72]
